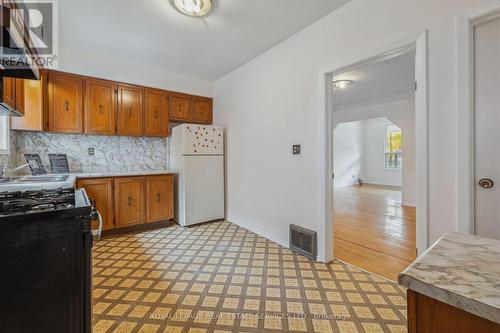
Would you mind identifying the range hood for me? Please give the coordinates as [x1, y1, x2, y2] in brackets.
[0, 0, 41, 116]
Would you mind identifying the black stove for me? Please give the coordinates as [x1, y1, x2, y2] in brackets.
[0, 187, 94, 333]
[0, 188, 76, 216]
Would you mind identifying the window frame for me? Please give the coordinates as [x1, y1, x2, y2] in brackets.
[0, 116, 10, 155]
[384, 124, 402, 170]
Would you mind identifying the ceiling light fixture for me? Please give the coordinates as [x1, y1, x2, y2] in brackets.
[172, 0, 213, 17]
[332, 79, 353, 89]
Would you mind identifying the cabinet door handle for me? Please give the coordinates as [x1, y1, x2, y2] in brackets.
[64, 100, 69, 111]
[98, 105, 103, 113]
[128, 197, 132, 206]
[157, 193, 161, 202]
[129, 107, 132, 117]
[154, 110, 158, 119]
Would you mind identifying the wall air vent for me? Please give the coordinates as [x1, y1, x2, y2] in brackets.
[289, 224, 317, 260]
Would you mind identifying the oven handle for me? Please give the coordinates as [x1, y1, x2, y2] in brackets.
[92, 210, 103, 240]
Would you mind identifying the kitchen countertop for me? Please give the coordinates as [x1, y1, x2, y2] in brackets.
[0, 171, 175, 192]
[398, 232, 500, 325]
[74, 170, 174, 179]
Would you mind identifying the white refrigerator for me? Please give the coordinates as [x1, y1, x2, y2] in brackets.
[170, 124, 225, 227]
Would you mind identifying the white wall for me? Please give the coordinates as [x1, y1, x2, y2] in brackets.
[58, 46, 214, 97]
[333, 121, 363, 188]
[214, 0, 489, 261]
[333, 99, 416, 205]
[361, 118, 402, 187]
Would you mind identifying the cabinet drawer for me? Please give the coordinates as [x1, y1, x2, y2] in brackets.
[114, 177, 145, 228]
[146, 175, 174, 223]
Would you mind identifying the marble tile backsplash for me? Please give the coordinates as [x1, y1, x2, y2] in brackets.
[15, 132, 169, 174]
[0, 132, 17, 170]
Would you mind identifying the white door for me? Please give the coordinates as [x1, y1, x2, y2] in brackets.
[183, 155, 225, 226]
[474, 18, 500, 239]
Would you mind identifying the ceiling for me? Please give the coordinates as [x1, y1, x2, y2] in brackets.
[59, 0, 350, 81]
[332, 52, 416, 109]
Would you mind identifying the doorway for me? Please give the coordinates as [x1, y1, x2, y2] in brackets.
[329, 52, 417, 280]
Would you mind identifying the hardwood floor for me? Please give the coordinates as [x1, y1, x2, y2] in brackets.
[333, 184, 416, 281]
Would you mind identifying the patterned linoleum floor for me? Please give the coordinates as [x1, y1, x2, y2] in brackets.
[92, 221, 408, 333]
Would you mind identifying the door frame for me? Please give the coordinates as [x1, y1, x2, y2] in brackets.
[456, 1, 500, 235]
[319, 32, 429, 263]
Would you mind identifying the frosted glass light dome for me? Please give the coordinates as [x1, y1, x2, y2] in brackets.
[172, 0, 213, 17]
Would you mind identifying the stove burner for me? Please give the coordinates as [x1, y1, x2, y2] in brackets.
[0, 188, 76, 216]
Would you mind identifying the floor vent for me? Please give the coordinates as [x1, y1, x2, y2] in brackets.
[289, 224, 317, 260]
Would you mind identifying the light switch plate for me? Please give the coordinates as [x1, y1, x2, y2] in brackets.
[293, 145, 301, 155]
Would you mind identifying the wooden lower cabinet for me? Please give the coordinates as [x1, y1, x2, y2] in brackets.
[114, 177, 145, 228]
[77, 174, 174, 232]
[407, 290, 500, 333]
[77, 178, 114, 231]
[146, 175, 174, 223]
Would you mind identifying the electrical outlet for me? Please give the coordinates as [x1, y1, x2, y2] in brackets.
[292, 145, 301, 155]
[88, 148, 95, 156]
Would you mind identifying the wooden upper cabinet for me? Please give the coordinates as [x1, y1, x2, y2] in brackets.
[14, 79, 25, 116]
[2, 77, 16, 109]
[144, 89, 168, 137]
[114, 177, 145, 228]
[169, 93, 191, 122]
[2, 77, 24, 115]
[117, 85, 144, 136]
[146, 175, 174, 223]
[47, 72, 84, 133]
[192, 97, 213, 124]
[11, 78, 45, 131]
[77, 178, 114, 231]
[85, 79, 117, 136]
[10, 69, 212, 136]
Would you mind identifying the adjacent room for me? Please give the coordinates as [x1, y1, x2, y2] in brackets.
[0, 1, 499, 333]
[330, 52, 417, 280]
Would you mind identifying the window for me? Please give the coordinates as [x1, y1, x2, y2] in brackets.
[385, 125, 402, 169]
[0, 116, 9, 155]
